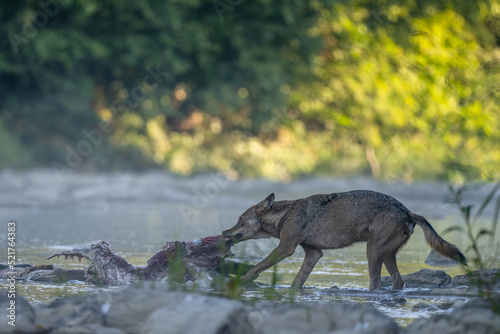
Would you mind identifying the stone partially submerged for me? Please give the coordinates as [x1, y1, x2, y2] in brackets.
[406, 297, 500, 334]
[381, 269, 452, 289]
[425, 249, 461, 267]
[0, 264, 86, 283]
[448, 268, 500, 290]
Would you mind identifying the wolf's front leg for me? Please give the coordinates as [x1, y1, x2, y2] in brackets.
[291, 244, 323, 288]
[242, 243, 297, 283]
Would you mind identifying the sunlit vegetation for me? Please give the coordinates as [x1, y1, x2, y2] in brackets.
[1, 0, 499, 180]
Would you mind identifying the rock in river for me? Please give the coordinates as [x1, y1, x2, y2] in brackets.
[382, 269, 451, 288]
[425, 249, 460, 267]
[405, 297, 500, 334]
[448, 268, 500, 290]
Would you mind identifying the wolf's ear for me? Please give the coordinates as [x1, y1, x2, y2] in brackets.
[258, 193, 275, 212]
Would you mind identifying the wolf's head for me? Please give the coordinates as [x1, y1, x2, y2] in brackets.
[222, 193, 275, 242]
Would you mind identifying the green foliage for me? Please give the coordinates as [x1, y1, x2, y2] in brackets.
[0, 0, 323, 173]
[210, 259, 252, 299]
[289, 0, 500, 180]
[444, 160, 500, 268]
[1, 0, 500, 180]
[0, 119, 34, 169]
[444, 161, 500, 309]
[166, 248, 189, 289]
[262, 263, 280, 299]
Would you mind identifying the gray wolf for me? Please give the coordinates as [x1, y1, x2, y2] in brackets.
[222, 190, 466, 290]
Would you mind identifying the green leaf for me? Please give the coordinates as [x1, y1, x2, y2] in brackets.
[490, 196, 500, 245]
[441, 225, 465, 236]
[474, 181, 500, 221]
[475, 228, 493, 241]
[461, 205, 473, 220]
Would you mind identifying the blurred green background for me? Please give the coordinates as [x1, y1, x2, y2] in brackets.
[1, 0, 499, 181]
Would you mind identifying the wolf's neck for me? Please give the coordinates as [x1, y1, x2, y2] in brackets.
[261, 200, 294, 238]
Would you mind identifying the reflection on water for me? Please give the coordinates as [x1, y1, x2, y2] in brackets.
[0, 171, 498, 326]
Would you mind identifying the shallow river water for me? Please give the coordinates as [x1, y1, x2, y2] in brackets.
[0, 170, 498, 327]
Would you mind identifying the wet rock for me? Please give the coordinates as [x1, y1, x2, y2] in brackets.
[449, 300, 466, 309]
[411, 303, 441, 312]
[105, 287, 184, 333]
[412, 302, 429, 310]
[141, 295, 249, 334]
[1, 265, 87, 283]
[35, 292, 112, 330]
[428, 287, 478, 297]
[405, 297, 500, 334]
[36, 287, 185, 332]
[258, 303, 399, 334]
[448, 268, 500, 290]
[411, 301, 455, 312]
[0, 290, 37, 334]
[38, 287, 247, 334]
[382, 269, 451, 288]
[378, 297, 407, 306]
[439, 301, 456, 310]
[50, 323, 126, 334]
[425, 249, 459, 267]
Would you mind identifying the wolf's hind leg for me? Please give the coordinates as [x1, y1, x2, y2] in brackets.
[366, 241, 384, 291]
[383, 252, 404, 289]
[291, 244, 323, 288]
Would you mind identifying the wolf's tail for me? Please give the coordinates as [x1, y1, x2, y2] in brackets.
[412, 213, 467, 266]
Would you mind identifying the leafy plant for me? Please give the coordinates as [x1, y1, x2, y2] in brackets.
[443, 160, 500, 268]
[443, 159, 500, 311]
[212, 259, 253, 300]
[2, 1, 500, 180]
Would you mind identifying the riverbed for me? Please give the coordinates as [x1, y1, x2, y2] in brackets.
[0, 170, 498, 326]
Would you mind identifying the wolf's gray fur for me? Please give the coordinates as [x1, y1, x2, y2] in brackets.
[223, 190, 466, 290]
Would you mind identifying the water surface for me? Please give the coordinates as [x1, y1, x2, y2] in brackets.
[0, 170, 498, 326]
